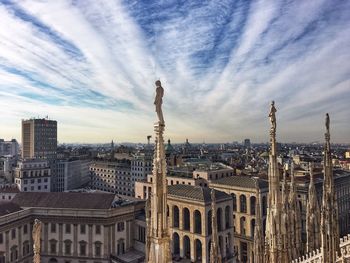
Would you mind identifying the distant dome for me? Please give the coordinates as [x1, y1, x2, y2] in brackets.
[165, 139, 174, 153]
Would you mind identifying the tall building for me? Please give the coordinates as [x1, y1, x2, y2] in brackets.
[0, 139, 19, 157]
[21, 118, 57, 190]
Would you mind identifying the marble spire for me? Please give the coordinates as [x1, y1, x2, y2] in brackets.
[289, 162, 302, 260]
[306, 162, 321, 253]
[264, 101, 283, 263]
[147, 81, 172, 263]
[321, 113, 340, 263]
[281, 167, 291, 262]
[254, 182, 264, 263]
[210, 189, 222, 263]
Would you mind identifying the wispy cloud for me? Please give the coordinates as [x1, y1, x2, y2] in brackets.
[0, 0, 349, 143]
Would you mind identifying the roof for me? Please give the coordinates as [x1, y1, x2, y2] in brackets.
[168, 184, 230, 203]
[0, 185, 20, 193]
[212, 175, 268, 189]
[12, 192, 116, 209]
[0, 201, 22, 216]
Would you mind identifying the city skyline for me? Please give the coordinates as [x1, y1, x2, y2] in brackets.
[0, 0, 350, 143]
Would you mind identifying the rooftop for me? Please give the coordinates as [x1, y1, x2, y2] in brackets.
[168, 184, 230, 203]
[0, 201, 22, 216]
[12, 192, 116, 210]
[212, 175, 269, 189]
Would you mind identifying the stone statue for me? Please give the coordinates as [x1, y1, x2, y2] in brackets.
[325, 113, 330, 133]
[32, 219, 42, 263]
[154, 80, 164, 124]
[269, 101, 277, 132]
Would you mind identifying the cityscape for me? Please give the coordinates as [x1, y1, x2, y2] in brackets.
[1, 1, 350, 263]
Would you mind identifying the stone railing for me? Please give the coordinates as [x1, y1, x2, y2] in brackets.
[291, 234, 350, 263]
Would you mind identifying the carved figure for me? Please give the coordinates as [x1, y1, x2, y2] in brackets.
[32, 219, 42, 263]
[269, 101, 277, 131]
[154, 80, 164, 124]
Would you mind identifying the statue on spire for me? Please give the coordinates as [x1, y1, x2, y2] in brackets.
[325, 113, 330, 133]
[269, 101, 277, 133]
[154, 80, 164, 124]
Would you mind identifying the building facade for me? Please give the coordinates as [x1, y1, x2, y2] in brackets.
[14, 159, 51, 192]
[21, 118, 57, 191]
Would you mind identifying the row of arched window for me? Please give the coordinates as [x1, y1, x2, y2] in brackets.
[231, 194, 267, 216]
[172, 205, 232, 234]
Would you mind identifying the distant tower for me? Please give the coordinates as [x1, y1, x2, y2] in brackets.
[321, 113, 340, 263]
[264, 101, 285, 263]
[288, 162, 302, 259]
[306, 162, 321, 253]
[254, 182, 264, 263]
[110, 140, 115, 160]
[210, 189, 222, 263]
[147, 81, 172, 263]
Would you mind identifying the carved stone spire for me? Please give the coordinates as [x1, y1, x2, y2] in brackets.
[289, 162, 302, 260]
[210, 189, 222, 263]
[306, 162, 321, 253]
[265, 101, 283, 263]
[281, 167, 291, 262]
[321, 113, 340, 263]
[147, 81, 172, 263]
[32, 219, 42, 263]
[254, 182, 264, 263]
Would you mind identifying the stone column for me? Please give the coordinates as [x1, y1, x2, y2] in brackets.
[201, 209, 206, 235]
[190, 209, 194, 233]
[179, 208, 183, 230]
[169, 205, 173, 228]
[103, 225, 108, 257]
[111, 225, 116, 254]
[190, 239, 195, 262]
[5, 231, 9, 261]
[179, 235, 184, 258]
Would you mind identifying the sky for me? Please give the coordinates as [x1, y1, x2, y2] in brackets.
[0, 0, 349, 144]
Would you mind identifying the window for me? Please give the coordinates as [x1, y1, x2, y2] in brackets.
[80, 241, 87, 256]
[65, 224, 71, 234]
[117, 222, 124, 232]
[65, 240, 72, 255]
[95, 242, 102, 257]
[11, 229, 16, 239]
[95, 225, 101, 235]
[23, 224, 28, 234]
[240, 195, 247, 213]
[0, 233, 3, 244]
[80, 224, 86, 234]
[51, 223, 56, 233]
[50, 240, 57, 253]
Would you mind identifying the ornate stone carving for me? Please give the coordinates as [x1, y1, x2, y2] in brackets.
[32, 219, 42, 263]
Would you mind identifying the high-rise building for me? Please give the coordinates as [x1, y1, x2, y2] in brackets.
[21, 118, 57, 190]
[243, 139, 251, 148]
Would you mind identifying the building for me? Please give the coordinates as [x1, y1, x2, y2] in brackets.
[0, 192, 145, 263]
[135, 161, 234, 199]
[243, 139, 251, 149]
[0, 139, 19, 157]
[90, 159, 132, 196]
[14, 159, 51, 192]
[167, 184, 235, 263]
[21, 118, 57, 191]
[0, 156, 17, 183]
[0, 184, 19, 201]
[56, 158, 91, 192]
[131, 151, 152, 195]
[210, 176, 268, 262]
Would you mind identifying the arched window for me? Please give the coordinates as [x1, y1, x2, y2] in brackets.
[50, 239, 57, 254]
[173, 206, 179, 228]
[173, 232, 180, 255]
[117, 239, 125, 255]
[240, 216, 246, 236]
[251, 219, 256, 237]
[194, 210, 202, 234]
[95, 241, 102, 257]
[64, 240, 72, 255]
[250, 196, 256, 215]
[240, 195, 247, 213]
[217, 208, 223, 231]
[79, 241, 87, 256]
[10, 245, 18, 262]
[225, 205, 230, 229]
[183, 208, 190, 231]
[262, 196, 267, 216]
[231, 193, 237, 211]
[183, 235, 191, 259]
[195, 239, 202, 261]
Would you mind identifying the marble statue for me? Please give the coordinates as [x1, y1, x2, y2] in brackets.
[154, 80, 164, 124]
[269, 101, 277, 132]
[32, 219, 42, 263]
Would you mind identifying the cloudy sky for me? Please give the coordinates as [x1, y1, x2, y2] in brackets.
[0, 0, 349, 143]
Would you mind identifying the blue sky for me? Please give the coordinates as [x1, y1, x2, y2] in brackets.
[0, 0, 349, 143]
